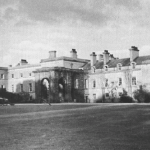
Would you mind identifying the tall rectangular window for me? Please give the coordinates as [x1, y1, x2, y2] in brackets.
[93, 94, 96, 100]
[93, 80, 96, 88]
[12, 85, 14, 92]
[12, 74, 14, 78]
[1, 74, 4, 79]
[117, 64, 122, 70]
[30, 95, 32, 100]
[29, 83, 32, 92]
[75, 79, 79, 89]
[118, 78, 122, 86]
[20, 73, 23, 77]
[20, 84, 23, 92]
[105, 79, 108, 87]
[132, 77, 136, 85]
[85, 79, 88, 89]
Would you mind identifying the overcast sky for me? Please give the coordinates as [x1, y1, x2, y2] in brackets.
[1, 0, 150, 66]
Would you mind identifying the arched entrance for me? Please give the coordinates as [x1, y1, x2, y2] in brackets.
[58, 77, 65, 102]
[41, 78, 50, 103]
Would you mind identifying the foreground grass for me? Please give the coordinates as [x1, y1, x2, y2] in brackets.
[0, 104, 94, 115]
[0, 104, 150, 150]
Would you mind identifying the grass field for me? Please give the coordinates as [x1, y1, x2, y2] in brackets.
[0, 103, 150, 150]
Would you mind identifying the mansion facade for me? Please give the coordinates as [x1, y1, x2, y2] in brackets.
[0, 46, 150, 103]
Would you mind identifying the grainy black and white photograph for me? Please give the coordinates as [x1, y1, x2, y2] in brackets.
[0, 0, 150, 149]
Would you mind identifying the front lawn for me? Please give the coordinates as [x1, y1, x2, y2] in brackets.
[0, 104, 150, 150]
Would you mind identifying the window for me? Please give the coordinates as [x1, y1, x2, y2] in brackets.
[1, 85, 5, 89]
[111, 81, 114, 87]
[29, 83, 32, 92]
[30, 95, 32, 100]
[12, 74, 14, 78]
[85, 79, 88, 89]
[105, 79, 108, 87]
[20, 84, 23, 92]
[93, 80, 96, 88]
[105, 93, 109, 97]
[93, 94, 96, 100]
[131, 62, 136, 69]
[12, 85, 14, 92]
[1, 74, 4, 79]
[119, 92, 123, 96]
[20, 73, 23, 77]
[70, 63, 73, 69]
[29, 73, 32, 76]
[75, 79, 79, 89]
[117, 63, 122, 70]
[118, 78, 122, 86]
[132, 77, 136, 85]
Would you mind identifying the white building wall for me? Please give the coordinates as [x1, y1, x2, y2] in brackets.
[87, 74, 104, 103]
[86, 64, 150, 102]
[8, 65, 41, 99]
[41, 60, 64, 68]
[131, 64, 150, 93]
[0, 69, 8, 90]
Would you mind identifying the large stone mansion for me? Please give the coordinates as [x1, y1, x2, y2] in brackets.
[0, 46, 150, 103]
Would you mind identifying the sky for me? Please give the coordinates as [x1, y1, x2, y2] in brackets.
[1, 0, 150, 66]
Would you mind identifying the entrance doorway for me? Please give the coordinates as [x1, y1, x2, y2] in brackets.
[41, 78, 50, 103]
[85, 95, 89, 103]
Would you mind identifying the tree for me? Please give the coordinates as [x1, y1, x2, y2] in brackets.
[133, 85, 150, 103]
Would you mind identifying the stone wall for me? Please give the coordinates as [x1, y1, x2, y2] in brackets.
[34, 68, 85, 103]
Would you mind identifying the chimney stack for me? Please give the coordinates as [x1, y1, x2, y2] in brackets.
[103, 50, 110, 65]
[129, 46, 139, 62]
[49, 51, 56, 59]
[70, 49, 77, 59]
[90, 52, 97, 66]
[20, 59, 28, 65]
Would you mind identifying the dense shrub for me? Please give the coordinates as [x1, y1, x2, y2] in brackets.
[133, 86, 150, 103]
[119, 88, 133, 103]
[96, 99, 103, 103]
[0, 89, 32, 103]
[18, 92, 30, 103]
[120, 95, 133, 103]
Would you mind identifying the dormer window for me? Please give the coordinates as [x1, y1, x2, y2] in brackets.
[104, 65, 108, 71]
[132, 77, 137, 85]
[131, 62, 136, 69]
[117, 63, 122, 70]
